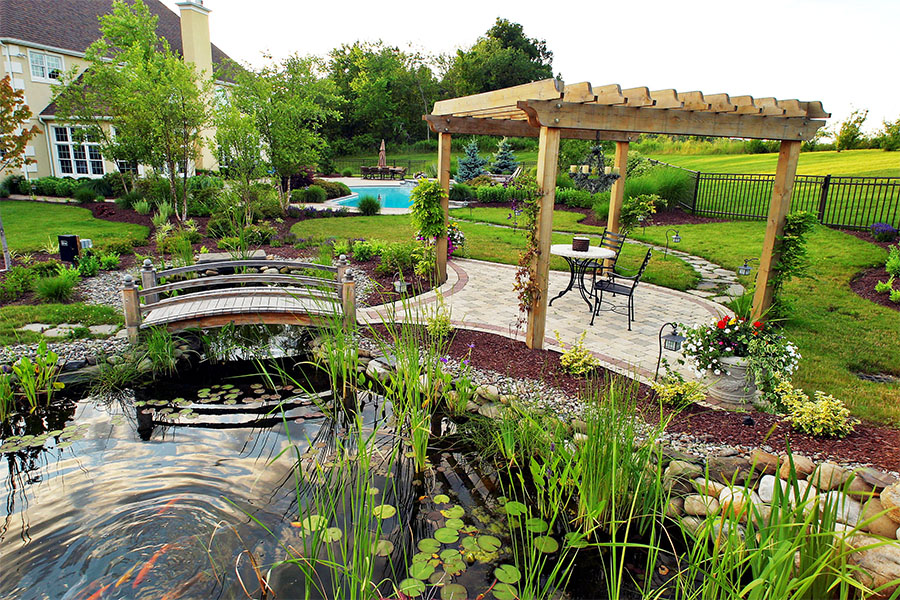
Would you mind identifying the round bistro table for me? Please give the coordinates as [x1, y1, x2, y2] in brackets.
[548, 244, 616, 309]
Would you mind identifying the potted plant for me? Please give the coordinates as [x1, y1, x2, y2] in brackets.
[678, 316, 800, 410]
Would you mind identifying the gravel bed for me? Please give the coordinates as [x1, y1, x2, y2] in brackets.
[77, 269, 137, 310]
[0, 337, 129, 367]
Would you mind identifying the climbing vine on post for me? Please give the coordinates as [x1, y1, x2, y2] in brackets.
[509, 176, 542, 314]
[769, 210, 818, 319]
[410, 179, 447, 280]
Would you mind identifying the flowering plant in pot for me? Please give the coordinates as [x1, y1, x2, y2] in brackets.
[679, 315, 800, 409]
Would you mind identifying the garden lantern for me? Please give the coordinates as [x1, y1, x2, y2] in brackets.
[738, 258, 758, 276]
[664, 229, 680, 258]
[655, 322, 686, 380]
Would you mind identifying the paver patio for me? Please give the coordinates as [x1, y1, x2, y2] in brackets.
[361, 258, 726, 382]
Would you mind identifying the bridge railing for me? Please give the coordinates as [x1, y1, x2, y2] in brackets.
[122, 257, 356, 341]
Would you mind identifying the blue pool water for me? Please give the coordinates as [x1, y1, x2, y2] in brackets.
[338, 186, 414, 209]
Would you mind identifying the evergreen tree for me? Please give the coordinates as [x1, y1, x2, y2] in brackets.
[456, 140, 488, 182]
[491, 137, 519, 174]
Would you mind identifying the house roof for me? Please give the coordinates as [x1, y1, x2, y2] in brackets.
[0, 0, 235, 77]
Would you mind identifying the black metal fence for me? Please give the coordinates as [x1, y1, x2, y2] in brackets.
[661, 163, 900, 230]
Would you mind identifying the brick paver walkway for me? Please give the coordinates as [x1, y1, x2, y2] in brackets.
[361, 258, 726, 382]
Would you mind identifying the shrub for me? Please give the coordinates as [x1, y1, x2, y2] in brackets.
[778, 377, 857, 438]
[217, 236, 241, 251]
[555, 188, 594, 208]
[875, 276, 894, 294]
[556, 173, 575, 189]
[620, 193, 662, 232]
[134, 175, 173, 205]
[465, 174, 494, 188]
[133, 199, 151, 215]
[376, 241, 420, 276]
[312, 178, 351, 200]
[98, 252, 121, 270]
[30, 259, 63, 278]
[206, 213, 235, 239]
[350, 239, 378, 263]
[0, 266, 36, 301]
[79, 178, 113, 198]
[102, 172, 135, 198]
[426, 291, 452, 339]
[115, 190, 143, 210]
[476, 185, 508, 203]
[448, 183, 474, 201]
[32, 177, 60, 196]
[651, 368, 707, 408]
[246, 184, 282, 220]
[457, 140, 488, 182]
[554, 330, 599, 376]
[16, 176, 34, 195]
[96, 237, 139, 254]
[295, 185, 327, 204]
[646, 168, 693, 208]
[0, 174, 24, 197]
[341, 168, 354, 177]
[891, 289, 900, 303]
[73, 186, 98, 203]
[243, 223, 277, 245]
[886, 245, 900, 277]
[35, 274, 78, 302]
[53, 178, 76, 198]
[357, 195, 381, 216]
[871, 222, 898, 242]
[76, 252, 101, 277]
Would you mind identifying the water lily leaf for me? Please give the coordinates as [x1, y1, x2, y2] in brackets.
[417, 538, 441, 553]
[564, 531, 589, 548]
[372, 504, 396, 519]
[409, 561, 435, 580]
[56, 441, 73, 449]
[428, 570, 447, 585]
[373, 539, 394, 557]
[224, 400, 237, 405]
[525, 517, 548, 533]
[440, 583, 467, 600]
[503, 501, 527, 516]
[434, 528, 459, 544]
[398, 578, 426, 597]
[367, 487, 380, 496]
[411, 551, 434, 564]
[221, 384, 234, 390]
[460, 536, 479, 552]
[439, 549, 461, 562]
[494, 564, 521, 584]
[477, 535, 501, 552]
[323, 527, 343, 543]
[440, 505, 464, 519]
[443, 558, 466, 576]
[533, 536, 559, 553]
[295, 515, 327, 532]
[493, 582, 519, 600]
[445, 518, 464, 530]
[433, 494, 450, 503]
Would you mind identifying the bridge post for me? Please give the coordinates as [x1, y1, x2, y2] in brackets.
[336, 254, 348, 283]
[122, 274, 141, 343]
[141, 259, 158, 304]
[342, 271, 356, 331]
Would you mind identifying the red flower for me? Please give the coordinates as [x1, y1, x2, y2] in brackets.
[753, 321, 763, 329]
[717, 318, 728, 329]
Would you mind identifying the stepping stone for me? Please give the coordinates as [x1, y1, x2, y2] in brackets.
[115, 329, 129, 339]
[696, 281, 720, 291]
[687, 290, 717, 298]
[43, 326, 78, 338]
[19, 323, 51, 333]
[726, 284, 746, 296]
[88, 324, 119, 335]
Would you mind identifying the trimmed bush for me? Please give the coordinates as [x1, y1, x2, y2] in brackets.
[295, 185, 327, 204]
[312, 178, 352, 200]
[555, 188, 594, 209]
[449, 183, 475, 201]
[357, 195, 381, 216]
[35, 275, 78, 303]
[115, 190, 143, 210]
[55, 178, 79, 198]
[30, 259, 63, 278]
[15, 176, 34, 195]
[97, 237, 139, 254]
[73, 186, 99, 203]
[341, 168, 354, 177]
[476, 185, 508, 203]
[464, 174, 494, 188]
[0, 266, 36, 302]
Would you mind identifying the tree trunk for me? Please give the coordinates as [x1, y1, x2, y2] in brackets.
[0, 206, 11, 271]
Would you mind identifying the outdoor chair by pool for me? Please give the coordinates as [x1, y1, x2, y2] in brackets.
[589, 248, 652, 330]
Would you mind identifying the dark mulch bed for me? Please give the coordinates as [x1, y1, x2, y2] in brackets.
[842, 228, 897, 251]
[426, 327, 900, 471]
[81, 200, 155, 228]
[849, 267, 899, 312]
[353, 259, 434, 306]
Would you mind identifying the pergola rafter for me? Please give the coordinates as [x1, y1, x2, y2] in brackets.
[425, 78, 829, 349]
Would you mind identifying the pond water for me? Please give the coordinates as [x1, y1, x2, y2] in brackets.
[0, 352, 515, 599]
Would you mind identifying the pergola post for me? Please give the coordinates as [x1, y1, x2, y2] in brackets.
[435, 132, 452, 284]
[525, 126, 561, 350]
[606, 141, 630, 233]
[751, 140, 802, 319]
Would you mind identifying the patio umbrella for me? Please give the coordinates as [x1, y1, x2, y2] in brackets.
[377, 139, 387, 169]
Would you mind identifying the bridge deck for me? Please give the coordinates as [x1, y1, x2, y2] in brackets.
[142, 294, 339, 328]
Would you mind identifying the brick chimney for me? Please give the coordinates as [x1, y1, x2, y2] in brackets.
[175, 1, 212, 78]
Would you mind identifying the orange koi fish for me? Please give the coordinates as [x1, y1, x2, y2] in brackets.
[115, 562, 140, 588]
[160, 572, 207, 600]
[85, 583, 111, 600]
[155, 496, 182, 515]
[133, 543, 174, 588]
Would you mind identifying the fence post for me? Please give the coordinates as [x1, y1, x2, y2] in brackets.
[342, 272, 356, 331]
[122, 274, 141, 343]
[336, 254, 348, 283]
[817, 174, 832, 223]
[691, 172, 701, 214]
[140, 258, 158, 304]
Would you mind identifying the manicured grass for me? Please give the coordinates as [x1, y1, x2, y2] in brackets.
[0, 200, 148, 253]
[648, 149, 899, 177]
[632, 222, 900, 425]
[0, 303, 122, 345]
[451, 206, 604, 235]
[292, 215, 697, 291]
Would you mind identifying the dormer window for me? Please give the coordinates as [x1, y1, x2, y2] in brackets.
[29, 51, 63, 83]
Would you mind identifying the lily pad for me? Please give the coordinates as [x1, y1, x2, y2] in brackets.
[417, 538, 441, 553]
[323, 527, 343, 543]
[409, 561, 435, 580]
[477, 535, 501, 552]
[503, 501, 527, 516]
[525, 517, 548, 533]
[433, 494, 450, 504]
[428, 570, 447, 585]
[493, 582, 519, 600]
[440, 583, 467, 600]
[373, 539, 394, 557]
[533, 536, 559, 554]
[494, 564, 521, 584]
[565, 531, 589, 548]
[367, 487, 380, 496]
[445, 518, 464, 530]
[439, 549, 461, 562]
[460, 536, 479, 552]
[221, 384, 234, 390]
[372, 504, 396, 519]
[295, 515, 327, 532]
[56, 441, 73, 449]
[440, 505, 465, 519]
[434, 528, 459, 544]
[397, 578, 426, 597]
[443, 558, 466, 576]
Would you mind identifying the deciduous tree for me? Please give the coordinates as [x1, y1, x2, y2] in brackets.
[835, 109, 868, 152]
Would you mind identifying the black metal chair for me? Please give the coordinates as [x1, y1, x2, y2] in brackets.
[589, 248, 652, 330]
[582, 229, 627, 296]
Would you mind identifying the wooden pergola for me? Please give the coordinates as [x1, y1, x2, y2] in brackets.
[424, 79, 829, 349]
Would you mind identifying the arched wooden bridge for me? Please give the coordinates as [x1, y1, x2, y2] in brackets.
[121, 258, 356, 340]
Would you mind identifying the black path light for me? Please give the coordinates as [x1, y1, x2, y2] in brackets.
[664, 228, 681, 258]
[655, 322, 686, 380]
[738, 257, 759, 276]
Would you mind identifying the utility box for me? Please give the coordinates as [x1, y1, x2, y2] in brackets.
[58, 235, 80, 263]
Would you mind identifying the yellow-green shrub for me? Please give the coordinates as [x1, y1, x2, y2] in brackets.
[777, 377, 857, 438]
[554, 330, 599, 376]
[651, 369, 706, 408]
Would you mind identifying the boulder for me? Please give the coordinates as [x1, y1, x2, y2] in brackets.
[810, 462, 851, 491]
[846, 474, 875, 497]
[881, 482, 900, 524]
[749, 449, 780, 476]
[846, 534, 900, 598]
[684, 494, 720, 517]
[679, 516, 705, 536]
[477, 403, 501, 419]
[665, 460, 704, 494]
[718, 487, 759, 519]
[693, 477, 727, 498]
[499, 394, 518, 405]
[823, 491, 863, 526]
[365, 360, 390, 384]
[464, 401, 480, 414]
[758, 474, 788, 504]
[778, 454, 816, 480]
[475, 384, 500, 403]
[666, 498, 684, 518]
[857, 468, 898, 492]
[707, 455, 753, 485]
[861, 497, 899, 539]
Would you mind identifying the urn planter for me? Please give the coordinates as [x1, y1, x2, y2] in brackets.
[705, 355, 757, 409]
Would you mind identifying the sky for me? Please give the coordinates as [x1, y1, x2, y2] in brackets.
[163, 0, 899, 134]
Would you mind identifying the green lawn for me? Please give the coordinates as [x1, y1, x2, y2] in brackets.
[631, 223, 900, 425]
[648, 149, 899, 177]
[451, 206, 604, 235]
[0, 200, 148, 253]
[0, 304, 122, 345]
[292, 215, 697, 291]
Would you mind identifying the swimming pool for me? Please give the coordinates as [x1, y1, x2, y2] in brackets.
[337, 185, 414, 209]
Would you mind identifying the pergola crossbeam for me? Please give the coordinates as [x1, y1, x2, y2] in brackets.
[423, 115, 638, 142]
